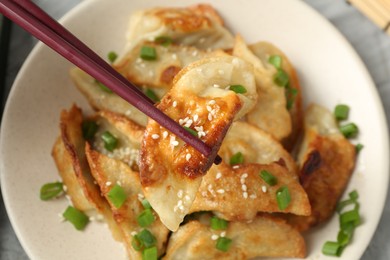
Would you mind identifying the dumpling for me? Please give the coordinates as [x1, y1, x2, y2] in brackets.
[164, 216, 306, 259]
[114, 41, 224, 90]
[287, 104, 356, 231]
[70, 67, 149, 126]
[52, 105, 122, 240]
[85, 144, 169, 259]
[123, 4, 234, 52]
[249, 41, 303, 151]
[233, 36, 292, 142]
[140, 55, 257, 231]
[189, 162, 311, 220]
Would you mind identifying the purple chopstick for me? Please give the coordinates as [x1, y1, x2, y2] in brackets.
[0, 0, 222, 164]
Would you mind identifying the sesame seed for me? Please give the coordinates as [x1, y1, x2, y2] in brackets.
[173, 101, 177, 107]
[233, 165, 240, 169]
[220, 231, 226, 237]
[184, 120, 193, 128]
[179, 205, 184, 211]
[206, 105, 212, 112]
[184, 195, 191, 201]
[151, 134, 160, 139]
[89, 216, 96, 221]
[216, 172, 222, 179]
[105, 181, 112, 186]
[63, 185, 68, 192]
[177, 190, 183, 198]
[242, 184, 247, 191]
[217, 189, 225, 194]
[242, 173, 248, 179]
[208, 100, 216, 105]
[193, 114, 199, 122]
[243, 192, 248, 199]
[262, 186, 267, 193]
[163, 131, 168, 139]
[172, 140, 179, 146]
[211, 234, 219, 240]
[186, 153, 192, 161]
[178, 200, 183, 206]
[172, 54, 178, 60]
[125, 110, 132, 116]
[208, 113, 213, 121]
[213, 84, 220, 88]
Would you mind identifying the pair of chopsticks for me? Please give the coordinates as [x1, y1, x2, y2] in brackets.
[0, 0, 221, 164]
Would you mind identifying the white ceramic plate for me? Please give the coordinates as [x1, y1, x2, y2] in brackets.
[1, 0, 388, 259]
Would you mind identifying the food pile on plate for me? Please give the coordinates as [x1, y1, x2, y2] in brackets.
[50, 4, 357, 259]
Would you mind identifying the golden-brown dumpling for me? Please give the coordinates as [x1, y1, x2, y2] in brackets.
[140, 56, 257, 231]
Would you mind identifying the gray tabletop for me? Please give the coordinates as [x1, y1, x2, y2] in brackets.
[1, 0, 390, 259]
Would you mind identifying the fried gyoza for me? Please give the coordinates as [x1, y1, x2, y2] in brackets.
[164, 216, 306, 259]
[86, 145, 169, 259]
[219, 121, 298, 176]
[124, 4, 234, 52]
[233, 36, 292, 142]
[52, 105, 122, 240]
[140, 56, 257, 231]
[70, 67, 150, 126]
[249, 41, 303, 151]
[114, 42, 224, 90]
[287, 104, 356, 231]
[189, 162, 310, 221]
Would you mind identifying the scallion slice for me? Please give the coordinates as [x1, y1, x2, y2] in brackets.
[210, 216, 228, 230]
[183, 126, 197, 137]
[259, 170, 277, 186]
[276, 186, 291, 210]
[273, 69, 289, 87]
[229, 84, 247, 94]
[142, 246, 158, 260]
[137, 229, 157, 248]
[155, 36, 173, 47]
[145, 89, 160, 103]
[131, 235, 143, 251]
[62, 206, 89, 230]
[337, 228, 352, 246]
[96, 80, 113, 93]
[82, 120, 98, 140]
[322, 241, 343, 256]
[349, 190, 359, 200]
[216, 237, 232, 252]
[142, 199, 152, 210]
[229, 152, 244, 165]
[101, 131, 118, 151]
[107, 184, 127, 208]
[355, 143, 364, 153]
[40, 181, 64, 200]
[140, 46, 157, 61]
[334, 104, 350, 120]
[137, 209, 155, 227]
[107, 51, 118, 63]
[268, 55, 282, 69]
[339, 123, 359, 138]
[340, 208, 360, 227]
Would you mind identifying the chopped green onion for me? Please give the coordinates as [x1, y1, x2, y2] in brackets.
[229, 84, 247, 94]
[216, 237, 232, 252]
[96, 80, 113, 93]
[142, 246, 158, 260]
[183, 126, 197, 137]
[322, 241, 343, 256]
[340, 208, 360, 227]
[337, 228, 353, 246]
[259, 170, 278, 186]
[40, 182, 64, 200]
[137, 209, 155, 227]
[137, 229, 157, 248]
[131, 235, 143, 251]
[140, 46, 157, 61]
[142, 199, 152, 210]
[339, 123, 359, 138]
[268, 55, 282, 69]
[62, 206, 89, 230]
[355, 143, 364, 153]
[107, 184, 127, 208]
[285, 87, 298, 110]
[273, 69, 289, 87]
[101, 131, 118, 151]
[336, 198, 355, 213]
[349, 190, 359, 200]
[145, 89, 160, 103]
[82, 121, 98, 140]
[107, 51, 118, 63]
[210, 216, 228, 230]
[334, 104, 350, 120]
[155, 36, 173, 47]
[229, 152, 244, 165]
[276, 186, 291, 210]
